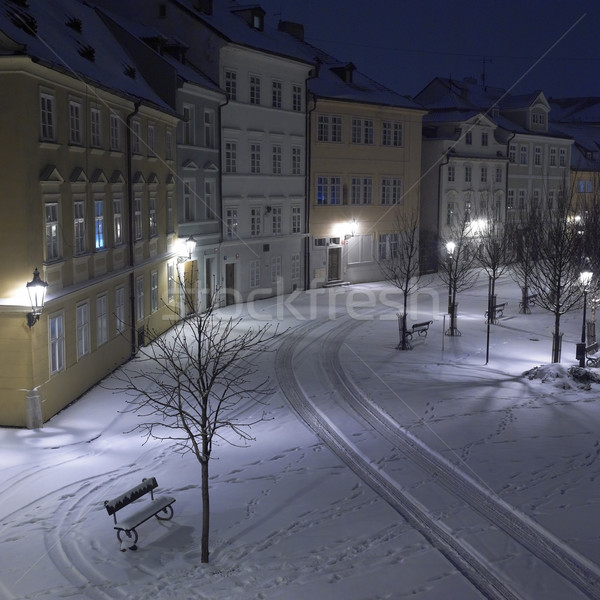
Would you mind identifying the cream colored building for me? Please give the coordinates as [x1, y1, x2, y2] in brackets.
[0, 3, 181, 427]
[307, 64, 426, 286]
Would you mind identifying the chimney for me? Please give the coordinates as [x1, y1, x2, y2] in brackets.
[278, 20, 304, 41]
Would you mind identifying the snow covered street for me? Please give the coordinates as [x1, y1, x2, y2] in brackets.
[1, 274, 599, 599]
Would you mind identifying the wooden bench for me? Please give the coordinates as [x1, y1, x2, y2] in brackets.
[406, 320, 433, 340]
[485, 302, 506, 323]
[519, 294, 538, 311]
[105, 477, 175, 551]
[586, 342, 600, 367]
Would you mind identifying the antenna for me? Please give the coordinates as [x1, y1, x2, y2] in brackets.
[481, 56, 492, 86]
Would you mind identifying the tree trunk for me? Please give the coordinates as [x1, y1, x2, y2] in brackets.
[552, 312, 561, 363]
[201, 456, 210, 563]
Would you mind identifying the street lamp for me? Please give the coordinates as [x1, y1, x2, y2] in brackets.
[26, 267, 48, 328]
[446, 241, 455, 314]
[177, 234, 196, 263]
[577, 261, 593, 367]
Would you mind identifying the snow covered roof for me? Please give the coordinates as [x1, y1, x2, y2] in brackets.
[549, 97, 600, 124]
[0, 0, 176, 113]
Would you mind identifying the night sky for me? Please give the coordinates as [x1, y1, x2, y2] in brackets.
[258, 0, 600, 100]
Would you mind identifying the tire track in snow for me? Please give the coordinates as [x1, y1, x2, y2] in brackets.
[276, 315, 600, 600]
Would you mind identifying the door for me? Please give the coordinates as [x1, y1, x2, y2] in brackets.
[327, 247, 341, 281]
[225, 262, 235, 305]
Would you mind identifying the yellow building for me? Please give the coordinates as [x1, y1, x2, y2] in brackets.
[0, 3, 180, 427]
[306, 63, 426, 286]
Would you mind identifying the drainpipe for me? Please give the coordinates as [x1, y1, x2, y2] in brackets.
[126, 101, 140, 358]
[304, 82, 318, 291]
[217, 93, 229, 305]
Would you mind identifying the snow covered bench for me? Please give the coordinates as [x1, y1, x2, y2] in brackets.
[406, 320, 433, 340]
[585, 342, 600, 367]
[104, 477, 175, 551]
[485, 302, 507, 324]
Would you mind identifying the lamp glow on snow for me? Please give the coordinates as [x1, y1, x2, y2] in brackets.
[26, 267, 48, 328]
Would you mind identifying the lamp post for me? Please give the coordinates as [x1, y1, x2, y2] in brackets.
[445, 241, 460, 336]
[446, 241, 455, 314]
[577, 262, 593, 367]
[26, 267, 48, 327]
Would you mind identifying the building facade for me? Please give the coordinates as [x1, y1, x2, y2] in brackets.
[0, 0, 181, 426]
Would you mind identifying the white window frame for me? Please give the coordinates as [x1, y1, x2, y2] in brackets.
[76, 302, 90, 359]
[49, 313, 65, 374]
[69, 100, 82, 145]
[97, 294, 108, 347]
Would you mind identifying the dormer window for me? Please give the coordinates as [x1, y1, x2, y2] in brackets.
[253, 12, 263, 30]
[232, 6, 265, 31]
[531, 110, 547, 131]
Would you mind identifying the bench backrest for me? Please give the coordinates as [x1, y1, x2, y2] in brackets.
[586, 342, 599, 354]
[105, 477, 158, 515]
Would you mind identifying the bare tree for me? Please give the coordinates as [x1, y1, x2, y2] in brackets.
[378, 208, 426, 349]
[112, 286, 280, 562]
[520, 185, 585, 363]
[439, 211, 480, 336]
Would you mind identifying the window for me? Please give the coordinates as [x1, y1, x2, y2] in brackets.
[250, 259, 260, 288]
[317, 115, 329, 142]
[134, 191, 142, 240]
[270, 255, 282, 284]
[97, 295, 108, 346]
[465, 131, 472, 145]
[45, 203, 59, 260]
[447, 165, 455, 182]
[464, 200, 472, 222]
[136, 276, 144, 321]
[132, 120, 141, 154]
[250, 76, 261, 104]
[76, 303, 90, 359]
[167, 191, 174, 231]
[317, 176, 341, 205]
[292, 84, 302, 112]
[464, 166, 472, 183]
[149, 191, 157, 237]
[74, 201, 86, 254]
[291, 253, 300, 280]
[91, 108, 101, 147]
[49, 314, 64, 374]
[314, 238, 327, 247]
[225, 70, 237, 101]
[183, 105, 194, 145]
[205, 180, 215, 220]
[481, 131, 488, 146]
[534, 146, 542, 166]
[251, 207, 261, 236]
[447, 202, 455, 226]
[480, 166, 488, 183]
[110, 112, 121, 151]
[183, 179, 195, 222]
[550, 147, 556, 167]
[559, 148, 566, 167]
[113, 196, 123, 245]
[507, 189, 515, 211]
[115, 286, 126, 332]
[292, 146, 301, 175]
[151, 271, 158, 312]
[351, 177, 372, 204]
[347, 234, 373, 264]
[291, 205, 301, 234]
[520, 145, 528, 165]
[378, 233, 399, 260]
[94, 200, 104, 249]
[40, 93, 55, 141]
[532, 112, 546, 126]
[509, 144, 516, 163]
[351, 118, 373, 144]
[147, 124, 155, 156]
[272, 80, 282, 108]
[204, 110, 214, 148]
[272, 144, 282, 174]
[250, 143, 261, 173]
[226, 208, 238, 239]
[165, 129, 173, 160]
[518, 189, 526, 217]
[382, 121, 403, 146]
[381, 177, 402, 205]
[272, 206, 282, 234]
[225, 141, 237, 172]
[69, 101, 82, 144]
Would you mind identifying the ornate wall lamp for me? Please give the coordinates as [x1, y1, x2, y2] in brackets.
[26, 267, 48, 328]
[177, 235, 196, 264]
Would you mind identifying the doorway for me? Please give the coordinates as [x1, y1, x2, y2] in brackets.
[327, 247, 341, 281]
[225, 262, 235, 305]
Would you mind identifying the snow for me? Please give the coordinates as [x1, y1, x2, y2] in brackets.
[1, 273, 599, 599]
